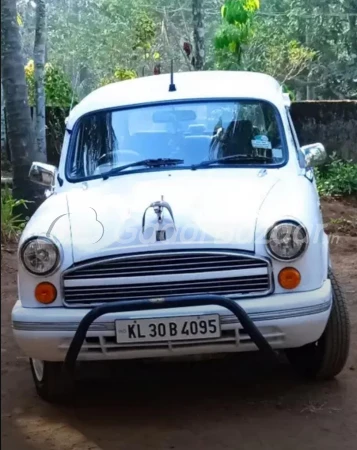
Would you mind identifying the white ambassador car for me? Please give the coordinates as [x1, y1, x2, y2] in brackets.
[12, 71, 350, 402]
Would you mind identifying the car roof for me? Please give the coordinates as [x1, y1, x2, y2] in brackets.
[66, 71, 285, 129]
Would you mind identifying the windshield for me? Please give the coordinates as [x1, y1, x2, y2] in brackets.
[67, 100, 286, 181]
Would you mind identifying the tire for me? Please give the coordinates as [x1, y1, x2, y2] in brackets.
[29, 358, 75, 403]
[286, 268, 350, 380]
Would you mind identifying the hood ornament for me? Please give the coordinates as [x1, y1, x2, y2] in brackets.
[142, 196, 176, 241]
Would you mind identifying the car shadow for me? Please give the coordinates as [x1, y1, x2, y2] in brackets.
[7, 352, 348, 450]
[62, 352, 342, 414]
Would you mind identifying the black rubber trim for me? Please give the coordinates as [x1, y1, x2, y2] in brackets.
[63, 294, 278, 375]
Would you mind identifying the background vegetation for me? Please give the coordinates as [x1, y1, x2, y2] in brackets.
[1, 186, 29, 244]
[16, 0, 357, 101]
[315, 154, 357, 197]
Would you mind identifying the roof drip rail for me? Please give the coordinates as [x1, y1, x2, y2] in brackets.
[283, 92, 291, 108]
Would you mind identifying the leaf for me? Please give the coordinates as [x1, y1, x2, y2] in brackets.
[228, 41, 237, 52]
[17, 13, 23, 27]
[153, 51, 160, 60]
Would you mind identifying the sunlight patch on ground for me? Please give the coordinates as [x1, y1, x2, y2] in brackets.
[15, 414, 104, 450]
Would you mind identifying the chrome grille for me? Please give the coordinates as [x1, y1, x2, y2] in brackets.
[64, 275, 270, 306]
[64, 252, 267, 279]
[63, 251, 272, 307]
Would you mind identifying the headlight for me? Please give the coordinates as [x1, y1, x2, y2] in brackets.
[21, 237, 60, 275]
[266, 220, 308, 261]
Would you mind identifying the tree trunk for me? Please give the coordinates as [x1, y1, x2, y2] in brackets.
[192, 0, 205, 71]
[305, 21, 312, 100]
[1, 82, 6, 154]
[347, 2, 357, 57]
[34, 0, 47, 158]
[1, 0, 45, 215]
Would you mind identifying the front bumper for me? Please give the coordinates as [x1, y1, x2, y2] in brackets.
[12, 280, 332, 364]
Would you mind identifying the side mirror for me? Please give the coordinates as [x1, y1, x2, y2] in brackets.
[29, 162, 57, 187]
[301, 143, 327, 168]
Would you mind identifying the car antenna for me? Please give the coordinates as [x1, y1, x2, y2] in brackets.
[168, 59, 176, 92]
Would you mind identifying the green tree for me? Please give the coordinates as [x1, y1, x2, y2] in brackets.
[100, 68, 137, 87]
[257, 0, 357, 99]
[16, 0, 356, 100]
[215, 0, 260, 67]
[131, 11, 161, 75]
[242, 25, 316, 86]
[25, 60, 76, 107]
[214, 0, 316, 90]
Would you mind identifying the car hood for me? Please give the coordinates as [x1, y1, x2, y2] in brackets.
[66, 169, 280, 263]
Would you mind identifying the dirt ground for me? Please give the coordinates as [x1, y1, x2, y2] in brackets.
[1, 198, 357, 450]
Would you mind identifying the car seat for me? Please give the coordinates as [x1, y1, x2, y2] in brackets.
[219, 120, 254, 157]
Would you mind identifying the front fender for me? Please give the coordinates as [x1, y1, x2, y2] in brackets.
[254, 176, 328, 294]
[18, 193, 73, 307]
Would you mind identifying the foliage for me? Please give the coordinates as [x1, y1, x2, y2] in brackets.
[24, 60, 36, 105]
[282, 41, 316, 83]
[16, 0, 357, 100]
[215, 0, 259, 66]
[17, 13, 23, 26]
[100, 68, 137, 87]
[244, 29, 316, 84]
[45, 63, 76, 107]
[213, 0, 356, 98]
[214, 0, 316, 85]
[221, 0, 260, 24]
[257, 0, 357, 100]
[42, 0, 164, 95]
[283, 84, 296, 102]
[131, 11, 161, 75]
[99, 10, 160, 87]
[25, 60, 76, 107]
[1, 186, 29, 244]
[132, 12, 156, 53]
[46, 107, 69, 158]
[315, 153, 357, 197]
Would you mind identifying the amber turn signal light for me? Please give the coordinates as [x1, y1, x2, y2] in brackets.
[35, 282, 57, 304]
[278, 267, 301, 290]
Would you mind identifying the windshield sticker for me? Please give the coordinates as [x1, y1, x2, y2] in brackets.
[272, 148, 283, 158]
[251, 135, 272, 150]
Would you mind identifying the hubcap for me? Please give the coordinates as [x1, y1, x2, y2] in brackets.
[32, 359, 44, 381]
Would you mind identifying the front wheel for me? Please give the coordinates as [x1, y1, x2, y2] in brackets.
[30, 358, 75, 403]
[286, 269, 350, 380]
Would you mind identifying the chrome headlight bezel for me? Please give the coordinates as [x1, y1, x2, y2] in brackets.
[265, 220, 309, 262]
[20, 236, 62, 276]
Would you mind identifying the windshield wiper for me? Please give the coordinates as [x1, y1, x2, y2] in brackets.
[191, 155, 273, 170]
[102, 158, 184, 180]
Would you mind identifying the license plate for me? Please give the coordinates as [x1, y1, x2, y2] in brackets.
[115, 314, 221, 344]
